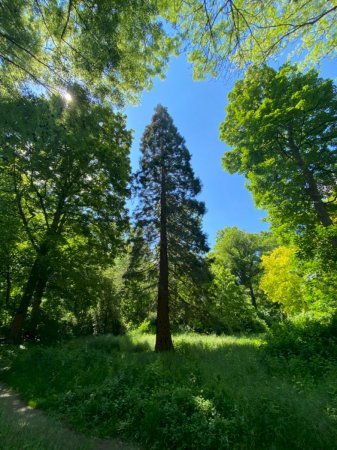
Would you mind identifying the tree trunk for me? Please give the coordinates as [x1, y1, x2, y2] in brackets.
[248, 283, 257, 309]
[8, 258, 41, 343]
[5, 265, 11, 308]
[289, 136, 334, 229]
[8, 192, 64, 343]
[8, 238, 51, 343]
[155, 166, 173, 352]
[288, 134, 337, 249]
[302, 165, 333, 227]
[26, 274, 49, 338]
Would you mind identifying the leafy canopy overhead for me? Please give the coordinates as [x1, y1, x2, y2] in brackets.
[0, 0, 174, 103]
[160, 1, 337, 77]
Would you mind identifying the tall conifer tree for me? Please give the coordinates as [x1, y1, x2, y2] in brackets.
[132, 105, 209, 351]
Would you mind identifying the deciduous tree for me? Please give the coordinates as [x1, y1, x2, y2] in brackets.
[260, 246, 305, 315]
[212, 227, 276, 309]
[0, 86, 131, 342]
[221, 65, 337, 246]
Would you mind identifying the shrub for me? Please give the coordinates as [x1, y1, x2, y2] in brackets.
[266, 312, 337, 360]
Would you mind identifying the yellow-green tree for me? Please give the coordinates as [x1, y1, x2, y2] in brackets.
[260, 246, 305, 314]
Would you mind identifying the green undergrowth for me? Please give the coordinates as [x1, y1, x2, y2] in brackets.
[266, 313, 337, 360]
[1, 333, 337, 450]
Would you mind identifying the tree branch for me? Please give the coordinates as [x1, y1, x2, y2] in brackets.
[61, 0, 73, 40]
[12, 166, 38, 250]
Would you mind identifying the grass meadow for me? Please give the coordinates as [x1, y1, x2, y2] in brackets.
[1, 333, 336, 449]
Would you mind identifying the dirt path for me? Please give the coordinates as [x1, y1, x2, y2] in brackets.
[0, 382, 140, 450]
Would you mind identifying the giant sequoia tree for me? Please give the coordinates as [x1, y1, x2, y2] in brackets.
[132, 105, 208, 351]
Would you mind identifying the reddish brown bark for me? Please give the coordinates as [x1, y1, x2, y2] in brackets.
[155, 166, 173, 352]
[8, 313, 25, 344]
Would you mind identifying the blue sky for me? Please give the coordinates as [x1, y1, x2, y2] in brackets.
[125, 56, 335, 248]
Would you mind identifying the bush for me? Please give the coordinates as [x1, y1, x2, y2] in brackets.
[266, 313, 337, 360]
[191, 314, 268, 335]
[136, 316, 156, 334]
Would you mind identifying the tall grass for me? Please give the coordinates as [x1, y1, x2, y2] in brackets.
[1, 333, 336, 449]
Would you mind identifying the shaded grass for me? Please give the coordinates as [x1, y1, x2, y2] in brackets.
[1, 333, 337, 449]
[0, 382, 139, 450]
[0, 402, 90, 450]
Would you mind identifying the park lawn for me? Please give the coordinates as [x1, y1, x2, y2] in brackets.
[0, 333, 336, 450]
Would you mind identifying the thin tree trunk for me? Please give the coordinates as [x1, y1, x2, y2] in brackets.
[26, 274, 49, 338]
[5, 265, 11, 308]
[248, 283, 257, 309]
[155, 166, 173, 352]
[8, 200, 64, 343]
